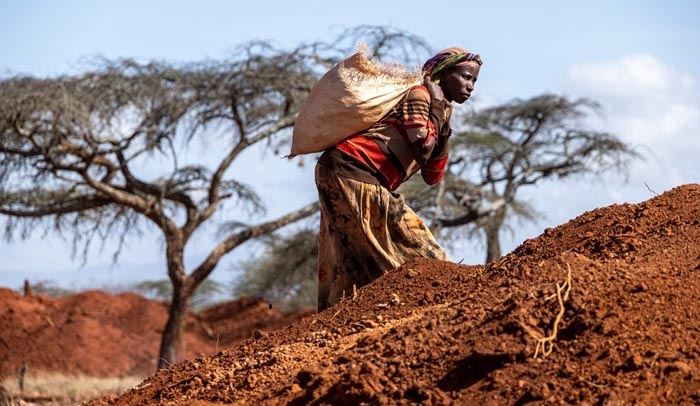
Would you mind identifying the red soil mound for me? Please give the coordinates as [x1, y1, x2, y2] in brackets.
[89, 184, 700, 405]
[0, 289, 313, 378]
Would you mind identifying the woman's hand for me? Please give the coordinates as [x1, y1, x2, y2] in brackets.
[423, 74, 446, 102]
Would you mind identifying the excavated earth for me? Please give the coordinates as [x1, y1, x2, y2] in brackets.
[0, 291, 313, 378]
[84, 184, 700, 405]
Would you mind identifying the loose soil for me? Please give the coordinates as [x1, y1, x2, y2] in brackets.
[0, 290, 313, 378]
[85, 184, 700, 405]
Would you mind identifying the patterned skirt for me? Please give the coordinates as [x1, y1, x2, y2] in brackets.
[315, 161, 448, 311]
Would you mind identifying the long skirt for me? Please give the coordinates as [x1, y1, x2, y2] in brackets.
[315, 161, 448, 311]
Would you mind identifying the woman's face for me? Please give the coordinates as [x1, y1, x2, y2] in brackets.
[439, 63, 481, 104]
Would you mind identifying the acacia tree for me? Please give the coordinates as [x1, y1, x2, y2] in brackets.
[409, 94, 640, 262]
[0, 44, 326, 369]
[0, 26, 431, 369]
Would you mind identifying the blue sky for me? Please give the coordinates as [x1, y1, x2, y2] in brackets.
[1, 1, 698, 291]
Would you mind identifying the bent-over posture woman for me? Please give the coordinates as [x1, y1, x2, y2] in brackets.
[315, 47, 482, 311]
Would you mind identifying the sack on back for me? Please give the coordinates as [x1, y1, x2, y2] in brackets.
[289, 45, 420, 157]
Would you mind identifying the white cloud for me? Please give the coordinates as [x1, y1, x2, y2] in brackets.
[564, 54, 699, 185]
[478, 55, 700, 264]
[566, 54, 695, 100]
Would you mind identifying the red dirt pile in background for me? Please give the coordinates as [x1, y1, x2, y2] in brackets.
[88, 184, 700, 405]
[0, 289, 313, 378]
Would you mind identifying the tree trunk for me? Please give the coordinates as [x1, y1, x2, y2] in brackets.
[157, 282, 191, 370]
[484, 207, 506, 263]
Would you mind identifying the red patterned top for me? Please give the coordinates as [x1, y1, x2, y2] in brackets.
[321, 85, 451, 191]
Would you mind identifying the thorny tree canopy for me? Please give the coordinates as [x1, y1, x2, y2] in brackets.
[0, 27, 432, 262]
[455, 94, 638, 189]
[0, 43, 324, 258]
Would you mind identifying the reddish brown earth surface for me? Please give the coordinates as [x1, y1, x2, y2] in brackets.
[82, 184, 700, 405]
[0, 290, 313, 378]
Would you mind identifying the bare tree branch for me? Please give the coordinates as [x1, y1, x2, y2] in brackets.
[201, 114, 296, 226]
[190, 202, 319, 286]
[0, 194, 111, 217]
[434, 198, 506, 228]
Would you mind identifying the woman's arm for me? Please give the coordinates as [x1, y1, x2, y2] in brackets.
[400, 86, 451, 165]
[413, 77, 452, 185]
[421, 133, 449, 185]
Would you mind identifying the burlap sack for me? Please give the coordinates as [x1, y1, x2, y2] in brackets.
[289, 46, 420, 157]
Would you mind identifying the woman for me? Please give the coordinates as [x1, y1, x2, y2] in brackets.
[315, 47, 482, 311]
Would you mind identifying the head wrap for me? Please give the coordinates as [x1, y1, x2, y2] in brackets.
[422, 47, 483, 83]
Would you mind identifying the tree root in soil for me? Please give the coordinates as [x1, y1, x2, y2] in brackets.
[520, 263, 572, 359]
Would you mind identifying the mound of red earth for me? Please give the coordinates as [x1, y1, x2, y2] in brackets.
[0, 289, 313, 378]
[85, 184, 700, 406]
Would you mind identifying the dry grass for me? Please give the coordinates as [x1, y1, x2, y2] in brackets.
[1, 371, 144, 403]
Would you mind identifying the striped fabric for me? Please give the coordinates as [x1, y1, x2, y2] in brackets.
[334, 85, 451, 191]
